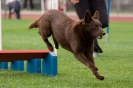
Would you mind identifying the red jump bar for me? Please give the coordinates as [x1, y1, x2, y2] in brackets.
[0, 50, 50, 62]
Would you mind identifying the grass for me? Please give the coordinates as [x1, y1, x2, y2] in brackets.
[0, 19, 133, 88]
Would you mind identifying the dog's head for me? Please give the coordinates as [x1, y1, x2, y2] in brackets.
[75, 10, 105, 39]
[84, 10, 105, 39]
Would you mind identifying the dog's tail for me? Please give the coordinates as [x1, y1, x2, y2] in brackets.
[28, 15, 43, 29]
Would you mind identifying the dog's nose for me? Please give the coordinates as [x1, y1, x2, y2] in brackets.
[102, 32, 106, 36]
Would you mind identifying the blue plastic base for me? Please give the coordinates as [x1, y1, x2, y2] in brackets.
[27, 59, 41, 73]
[42, 52, 57, 76]
[10, 60, 24, 71]
[0, 52, 58, 76]
[0, 62, 8, 69]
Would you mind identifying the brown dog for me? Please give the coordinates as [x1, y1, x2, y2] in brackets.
[29, 9, 105, 80]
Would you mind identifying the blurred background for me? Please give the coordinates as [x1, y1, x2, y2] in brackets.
[1, 0, 133, 13]
[1, 0, 133, 23]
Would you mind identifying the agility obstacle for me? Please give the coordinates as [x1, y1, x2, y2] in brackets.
[0, 50, 57, 76]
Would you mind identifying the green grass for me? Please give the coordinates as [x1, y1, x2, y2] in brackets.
[1, 19, 133, 88]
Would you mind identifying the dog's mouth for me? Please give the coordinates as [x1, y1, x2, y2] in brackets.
[97, 35, 103, 39]
[96, 32, 105, 39]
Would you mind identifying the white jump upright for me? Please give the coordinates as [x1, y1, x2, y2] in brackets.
[41, 0, 45, 14]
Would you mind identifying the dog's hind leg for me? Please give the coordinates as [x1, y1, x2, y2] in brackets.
[42, 36, 54, 51]
[38, 21, 54, 51]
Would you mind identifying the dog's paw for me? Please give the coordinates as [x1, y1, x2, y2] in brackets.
[98, 76, 105, 80]
[55, 45, 59, 49]
[48, 46, 54, 51]
[95, 74, 104, 80]
[93, 71, 104, 80]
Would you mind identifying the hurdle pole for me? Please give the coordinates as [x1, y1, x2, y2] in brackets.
[51, 0, 54, 9]
[106, 0, 111, 42]
[0, 0, 2, 50]
[51, 0, 58, 10]
[63, 0, 67, 13]
[41, 0, 45, 14]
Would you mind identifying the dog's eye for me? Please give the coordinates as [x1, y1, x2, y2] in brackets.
[94, 25, 98, 28]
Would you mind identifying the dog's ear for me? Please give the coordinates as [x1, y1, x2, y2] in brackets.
[83, 10, 92, 23]
[93, 11, 100, 19]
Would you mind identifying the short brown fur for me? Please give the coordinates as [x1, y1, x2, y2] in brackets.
[29, 10, 105, 80]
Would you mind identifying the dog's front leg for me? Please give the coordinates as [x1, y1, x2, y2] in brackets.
[52, 35, 59, 49]
[84, 52, 95, 65]
[74, 53, 104, 80]
[74, 53, 98, 71]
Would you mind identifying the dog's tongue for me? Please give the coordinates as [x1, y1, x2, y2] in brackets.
[97, 36, 102, 39]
